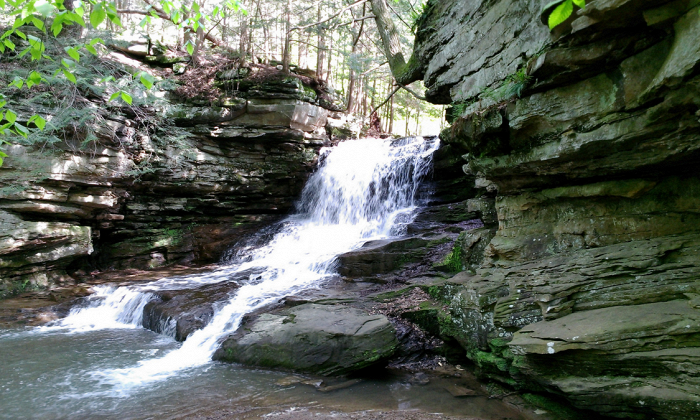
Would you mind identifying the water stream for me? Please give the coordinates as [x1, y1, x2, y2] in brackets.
[0, 137, 531, 419]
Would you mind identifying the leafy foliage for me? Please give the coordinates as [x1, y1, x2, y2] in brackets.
[548, 0, 586, 30]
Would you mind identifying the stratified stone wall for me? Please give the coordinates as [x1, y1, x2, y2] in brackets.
[0, 72, 329, 295]
[414, 0, 700, 417]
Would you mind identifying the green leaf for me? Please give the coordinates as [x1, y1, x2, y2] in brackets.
[21, 6, 32, 20]
[27, 70, 42, 88]
[0, 0, 5, 9]
[51, 18, 63, 36]
[32, 17, 45, 30]
[108, 92, 120, 102]
[85, 45, 97, 55]
[70, 12, 86, 27]
[186, 41, 194, 55]
[62, 58, 75, 68]
[572, 0, 585, 7]
[139, 72, 155, 89]
[3, 39, 15, 50]
[90, 5, 106, 28]
[14, 30, 27, 40]
[10, 77, 23, 88]
[89, 37, 104, 46]
[139, 16, 150, 27]
[30, 46, 42, 60]
[14, 123, 29, 137]
[28, 71, 42, 84]
[120, 92, 132, 105]
[65, 46, 80, 61]
[62, 69, 77, 83]
[5, 109, 17, 124]
[549, 0, 574, 30]
[33, 115, 46, 130]
[108, 13, 121, 26]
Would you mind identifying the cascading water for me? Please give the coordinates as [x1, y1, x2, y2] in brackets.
[50, 136, 440, 390]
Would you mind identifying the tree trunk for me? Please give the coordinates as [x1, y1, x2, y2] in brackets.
[282, 0, 292, 72]
[388, 86, 394, 134]
[326, 32, 333, 82]
[316, 4, 325, 79]
[406, 111, 411, 136]
[345, 3, 366, 114]
[370, 0, 422, 85]
[259, 0, 270, 64]
[239, 3, 249, 63]
[191, 25, 205, 65]
[415, 106, 421, 135]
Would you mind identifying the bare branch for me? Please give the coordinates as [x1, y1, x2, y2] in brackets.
[360, 61, 388, 76]
[336, 15, 376, 28]
[371, 85, 401, 116]
[399, 83, 426, 101]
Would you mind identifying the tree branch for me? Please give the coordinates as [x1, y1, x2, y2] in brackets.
[289, 0, 369, 32]
[135, 0, 233, 52]
[398, 83, 426, 101]
[336, 15, 375, 28]
[371, 85, 401, 116]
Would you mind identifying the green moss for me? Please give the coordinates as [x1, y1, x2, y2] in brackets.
[472, 350, 510, 372]
[370, 286, 416, 302]
[522, 393, 587, 420]
[0, 279, 43, 299]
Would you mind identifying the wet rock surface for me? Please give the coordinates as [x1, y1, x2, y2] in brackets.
[142, 281, 240, 341]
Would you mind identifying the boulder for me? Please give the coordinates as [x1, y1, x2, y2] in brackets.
[142, 281, 240, 341]
[213, 303, 398, 376]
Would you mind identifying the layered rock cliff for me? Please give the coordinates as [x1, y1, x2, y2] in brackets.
[410, 0, 700, 418]
[0, 56, 330, 297]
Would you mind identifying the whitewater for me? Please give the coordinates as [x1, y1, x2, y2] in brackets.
[42, 136, 439, 392]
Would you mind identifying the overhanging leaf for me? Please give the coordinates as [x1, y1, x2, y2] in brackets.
[90, 5, 106, 28]
[548, 0, 574, 30]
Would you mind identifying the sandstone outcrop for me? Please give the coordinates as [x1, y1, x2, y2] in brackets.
[0, 56, 331, 297]
[408, 0, 700, 417]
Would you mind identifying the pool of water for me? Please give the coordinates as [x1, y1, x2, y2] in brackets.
[0, 327, 529, 420]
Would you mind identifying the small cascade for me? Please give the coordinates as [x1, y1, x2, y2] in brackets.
[54, 136, 440, 389]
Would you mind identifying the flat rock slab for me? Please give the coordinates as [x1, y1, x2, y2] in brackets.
[510, 299, 700, 355]
[214, 303, 398, 376]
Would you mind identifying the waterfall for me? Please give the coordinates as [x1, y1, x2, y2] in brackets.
[53, 136, 439, 389]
